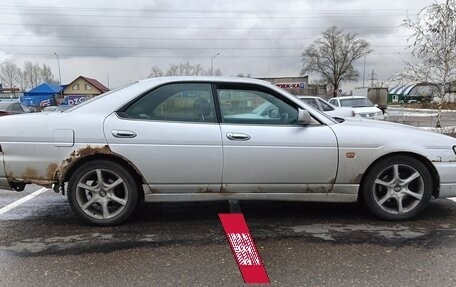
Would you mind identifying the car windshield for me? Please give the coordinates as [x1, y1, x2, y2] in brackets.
[339, 98, 374, 107]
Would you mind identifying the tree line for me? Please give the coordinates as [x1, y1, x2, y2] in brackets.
[0, 61, 58, 91]
[149, 62, 222, 77]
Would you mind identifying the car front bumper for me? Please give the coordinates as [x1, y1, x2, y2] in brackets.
[434, 162, 456, 198]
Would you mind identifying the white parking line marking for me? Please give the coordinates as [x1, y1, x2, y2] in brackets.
[0, 187, 48, 215]
[449, 198, 456, 202]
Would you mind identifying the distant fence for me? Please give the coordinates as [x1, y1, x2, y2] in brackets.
[385, 106, 456, 127]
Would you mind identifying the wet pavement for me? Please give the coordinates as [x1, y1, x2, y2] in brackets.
[2, 186, 456, 286]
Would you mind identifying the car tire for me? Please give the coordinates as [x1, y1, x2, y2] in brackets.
[362, 155, 433, 221]
[67, 160, 139, 226]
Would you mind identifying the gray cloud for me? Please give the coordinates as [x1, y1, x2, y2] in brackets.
[0, 0, 434, 88]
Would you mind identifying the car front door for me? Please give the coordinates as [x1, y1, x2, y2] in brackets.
[103, 83, 222, 193]
[216, 84, 338, 193]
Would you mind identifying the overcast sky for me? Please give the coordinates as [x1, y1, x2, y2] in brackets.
[0, 0, 439, 90]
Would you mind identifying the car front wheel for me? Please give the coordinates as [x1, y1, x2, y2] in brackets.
[362, 156, 433, 221]
[67, 160, 139, 226]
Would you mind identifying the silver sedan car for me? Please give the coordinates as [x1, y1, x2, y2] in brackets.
[1, 77, 456, 225]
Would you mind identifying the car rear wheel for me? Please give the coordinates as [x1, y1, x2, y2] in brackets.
[362, 156, 433, 221]
[67, 160, 139, 226]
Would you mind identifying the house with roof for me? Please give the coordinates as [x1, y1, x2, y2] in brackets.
[20, 83, 62, 107]
[62, 76, 109, 105]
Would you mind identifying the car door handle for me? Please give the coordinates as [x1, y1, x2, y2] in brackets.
[226, 132, 251, 141]
[112, 130, 137, 138]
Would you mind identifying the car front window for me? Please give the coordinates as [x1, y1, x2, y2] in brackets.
[217, 87, 300, 125]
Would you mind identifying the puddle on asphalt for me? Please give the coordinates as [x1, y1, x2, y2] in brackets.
[0, 231, 221, 257]
[291, 224, 428, 241]
[2, 222, 456, 257]
[289, 223, 456, 247]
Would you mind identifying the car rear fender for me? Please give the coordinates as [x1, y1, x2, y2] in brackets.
[57, 144, 146, 187]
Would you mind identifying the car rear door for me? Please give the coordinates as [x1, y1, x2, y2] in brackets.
[103, 82, 223, 193]
[216, 84, 338, 193]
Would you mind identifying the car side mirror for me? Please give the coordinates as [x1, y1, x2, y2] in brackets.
[374, 104, 379, 108]
[298, 109, 312, 125]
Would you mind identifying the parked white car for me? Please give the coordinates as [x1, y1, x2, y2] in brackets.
[1, 77, 456, 225]
[298, 96, 353, 118]
[329, 96, 384, 119]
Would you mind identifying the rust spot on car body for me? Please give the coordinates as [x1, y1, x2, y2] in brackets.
[197, 187, 214, 193]
[220, 185, 230, 193]
[47, 163, 58, 179]
[56, 145, 113, 182]
[302, 185, 331, 193]
[77, 145, 112, 158]
[351, 173, 364, 184]
[24, 168, 38, 179]
[7, 167, 54, 188]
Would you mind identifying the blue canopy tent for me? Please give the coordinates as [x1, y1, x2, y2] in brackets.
[20, 83, 62, 107]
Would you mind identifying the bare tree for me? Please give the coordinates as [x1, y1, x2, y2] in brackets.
[166, 64, 180, 76]
[40, 64, 58, 84]
[0, 61, 57, 91]
[0, 61, 20, 88]
[21, 62, 57, 90]
[213, 69, 222, 76]
[400, 0, 456, 127]
[16, 70, 26, 92]
[301, 26, 372, 97]
[23, 61, 40, 90]
[193, 64, 205, 76]
[156, 62, 222, 76]
[149, 66, 164, 77]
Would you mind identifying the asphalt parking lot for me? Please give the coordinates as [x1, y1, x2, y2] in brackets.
[2, 186, 456, 286]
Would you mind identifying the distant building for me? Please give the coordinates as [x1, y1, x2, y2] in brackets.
[388, 83, 439, 103]
[20, 83, 62, 107]
[0, 85, 22, 102]
[62, 76, 109, 105]
[259, 76, 327, 98]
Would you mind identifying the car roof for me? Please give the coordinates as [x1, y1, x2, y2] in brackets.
[138, 76, 274, 86]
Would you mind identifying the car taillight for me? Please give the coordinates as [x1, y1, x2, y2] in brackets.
[0, 111, 10, 116]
